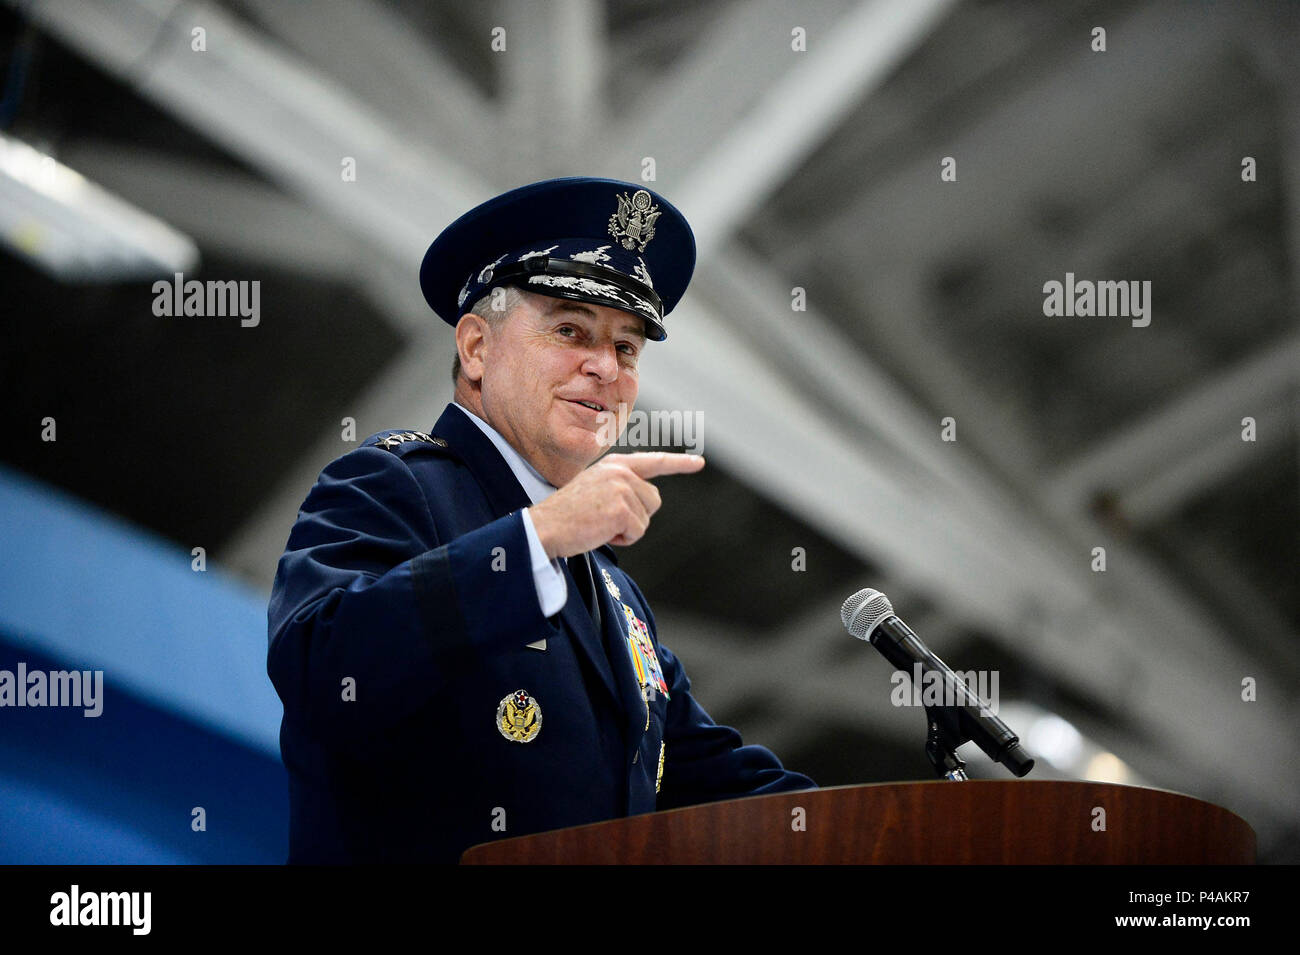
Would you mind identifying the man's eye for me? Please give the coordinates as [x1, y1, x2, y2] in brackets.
[557, 325, 576, 337]
[617, 344, 638, 357]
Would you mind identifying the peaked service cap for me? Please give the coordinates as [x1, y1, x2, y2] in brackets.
[419, 177, 696, 342]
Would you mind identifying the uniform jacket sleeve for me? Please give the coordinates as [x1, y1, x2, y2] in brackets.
[266, 444, 549, 751]
[620, 579, 817, 809]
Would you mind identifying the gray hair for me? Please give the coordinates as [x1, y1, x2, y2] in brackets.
[450, 285, 528, 384]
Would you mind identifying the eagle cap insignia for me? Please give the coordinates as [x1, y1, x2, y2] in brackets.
[608, 189, 661, 252]
[497, 689, 542, 743]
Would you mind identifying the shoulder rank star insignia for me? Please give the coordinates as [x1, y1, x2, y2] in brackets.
[608, 189, 661, 252]
[601, 568, 620, 601]
[497, 689, 542, 743]
[376, 431, 447, 451]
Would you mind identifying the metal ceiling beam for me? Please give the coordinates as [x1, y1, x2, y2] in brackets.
[1046, 335, 1300, 513]
[498, 0, 606, 176]
[800, 5, 1229, 491]
[10, 0, 486, 582]
[1236, 0, 1300, 316]
[1119, 399, 1293, 527]
[17, 0, 492, 266]
[593, 0, 1084, 619]
[727, 0, 1293, 685]
[596, 0, 958, 249]
[659, 583, 952, 724]
[676, 0, 959, 253]
[593, 0, 849, 186]
[1153, 527, 1300, 683]
[59, 143, 363, 279]
[233, 0, 496, 171]
[813, 4, 1227, 270]
[643, 294, 1066, 621]
[651, 599, 933, 753]
[58, 142, 445, 341]
[896, 116, 1277, 354]
[696, 245, 1071, 584]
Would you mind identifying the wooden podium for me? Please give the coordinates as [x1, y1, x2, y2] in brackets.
[461, 781, 1255, 864]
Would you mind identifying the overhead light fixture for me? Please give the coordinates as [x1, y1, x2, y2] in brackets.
[0, 131, 198, 281]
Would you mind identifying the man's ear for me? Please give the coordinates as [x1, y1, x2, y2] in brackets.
[455, 313, 489, 384]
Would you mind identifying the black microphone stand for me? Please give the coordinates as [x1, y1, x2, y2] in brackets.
[923, 704, 969, 781]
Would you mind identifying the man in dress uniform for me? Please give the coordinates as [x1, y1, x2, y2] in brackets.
[267, 177, 815, 863]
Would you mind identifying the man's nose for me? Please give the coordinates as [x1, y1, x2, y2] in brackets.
[583, 343, 620, 381]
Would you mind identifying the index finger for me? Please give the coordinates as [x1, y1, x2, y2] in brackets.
[617, 451, 706, 479]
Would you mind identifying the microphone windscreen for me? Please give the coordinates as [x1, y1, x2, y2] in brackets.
[841, 588, 894, 641]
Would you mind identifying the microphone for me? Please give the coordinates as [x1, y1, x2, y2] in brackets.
[841, 588, 1034, 778]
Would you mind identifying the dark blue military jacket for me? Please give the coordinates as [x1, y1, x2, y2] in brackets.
[267, 404, 814, 863]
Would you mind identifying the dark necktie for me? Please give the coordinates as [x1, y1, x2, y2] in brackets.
[566, 552, 602, 632]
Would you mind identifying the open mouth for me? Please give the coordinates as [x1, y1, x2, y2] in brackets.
[566, 399, 608, 413]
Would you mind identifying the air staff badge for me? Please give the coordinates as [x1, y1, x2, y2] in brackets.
[497, 689, 542, 743]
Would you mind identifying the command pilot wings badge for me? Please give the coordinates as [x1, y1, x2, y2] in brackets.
[608, 189, 661, 252]
[497, 689, 542, 743]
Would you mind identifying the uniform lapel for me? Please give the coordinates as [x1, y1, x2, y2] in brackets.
[430, 405, 533, 517]
[430, 405, 624, 708]
[556, 558, 622, 707]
